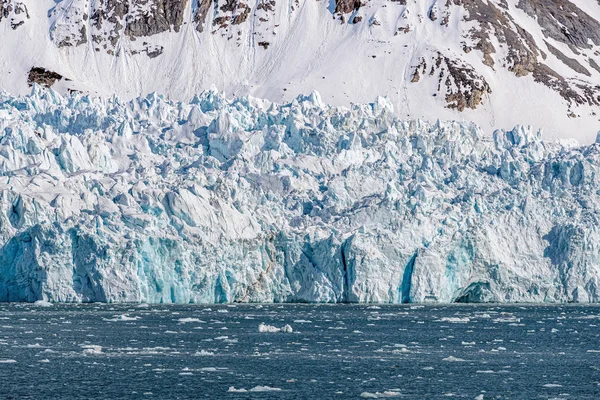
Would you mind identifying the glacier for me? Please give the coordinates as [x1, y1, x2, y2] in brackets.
[0, 87, 599, 303]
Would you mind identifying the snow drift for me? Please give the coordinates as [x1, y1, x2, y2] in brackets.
[0, 87, 599, 303]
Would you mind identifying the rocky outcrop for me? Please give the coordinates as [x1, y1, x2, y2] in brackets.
[335, 0, 361, 15]
[0, 0, 28, 29]
[444, 0, 600, 109]
[27, 68, 64, 88]
[544, 41, 591, 77]
[517, 0, 600, 51]
[412, 53, 491, 111]
[50, 0, 189, 52]
[193, 0, 213, 32]
[124, 0, 187, 37]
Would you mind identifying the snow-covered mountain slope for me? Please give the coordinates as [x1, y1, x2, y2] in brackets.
[1, 0, 600, 142]
[1, 88, 600, 303]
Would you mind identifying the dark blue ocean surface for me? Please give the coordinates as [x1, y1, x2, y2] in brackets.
[0, 304, 599, 399]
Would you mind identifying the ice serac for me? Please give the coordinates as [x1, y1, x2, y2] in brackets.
[1, 88, 600, 303]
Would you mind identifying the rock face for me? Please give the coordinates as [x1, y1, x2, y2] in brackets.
[412, 53, 491, 111]
[50, 0, 188, 51]
[27, 68, 64, 88]
[1, 88, 600, 303]
[0, 0, 28, 29]
[1, 0, 600, 139]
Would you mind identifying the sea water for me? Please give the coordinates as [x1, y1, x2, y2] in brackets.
[0, 304, 599, 399]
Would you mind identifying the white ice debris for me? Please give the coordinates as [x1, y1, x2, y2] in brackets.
[194, 350, 215, 356]
[0, 88, 600, 303]
[258, 323, 293, 333]
[178, 318, 203, 324]
[249, 386, 282, 392]
[228, 386, 282, 392]
[104, 315, 140, 322]
[81, 345, 103, 355]
[360, 391, 402, 398]
[442, 356, 466, 362]
[33, 300, 53, 307]
[438, 317, 471, 324]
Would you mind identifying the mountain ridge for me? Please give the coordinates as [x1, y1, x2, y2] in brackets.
[1, 0, 600, 141]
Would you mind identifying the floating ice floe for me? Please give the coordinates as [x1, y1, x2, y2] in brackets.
[81, 345, 103, 355]
[103, 315, 140, 322]
[258, 323, 293, 333]
[360, 390, 402, 398]
[228, 386, 282, 392]
[194, 350, 215, 356]
[442, 356, 466, 362]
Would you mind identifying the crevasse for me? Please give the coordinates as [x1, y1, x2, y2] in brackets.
[0, 86, 599, 303]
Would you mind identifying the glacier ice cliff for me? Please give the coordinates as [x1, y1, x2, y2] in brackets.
[0, 87, 599, 303]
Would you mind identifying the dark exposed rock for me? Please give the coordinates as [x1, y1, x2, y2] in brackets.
[412, 53, 491, 112]
[258, 41, 270, 49]
[544, 41, 591, 77]
[444, 0, 600, 107]
[211, 0, 251, 30]
[232, 3, 250, 25]
[428, 4, 437, 22]
[531, 63, 597, 107]
[0, 0, 29, 29]
[335, 0, 361, 15]
[90, 0, 188, 48]
[124, 0, 187, 37]
[589, 58, 600, 75]
[90, 0, 129, 46]
[352, 15, 362, 24]
[131, 43, 165, 58]
[517, 0, 600, 51]
[441, 55, 491, 111]
[411, 69, 420, 83]
[193, 0, 213, 32]
[257, 0, 276, 12]
[453, 0, 539, 75]
[213, 16, 229, 28]
[27, 68, 63, 88]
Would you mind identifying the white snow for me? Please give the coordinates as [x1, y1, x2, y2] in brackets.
[1, 0, 599, 142]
